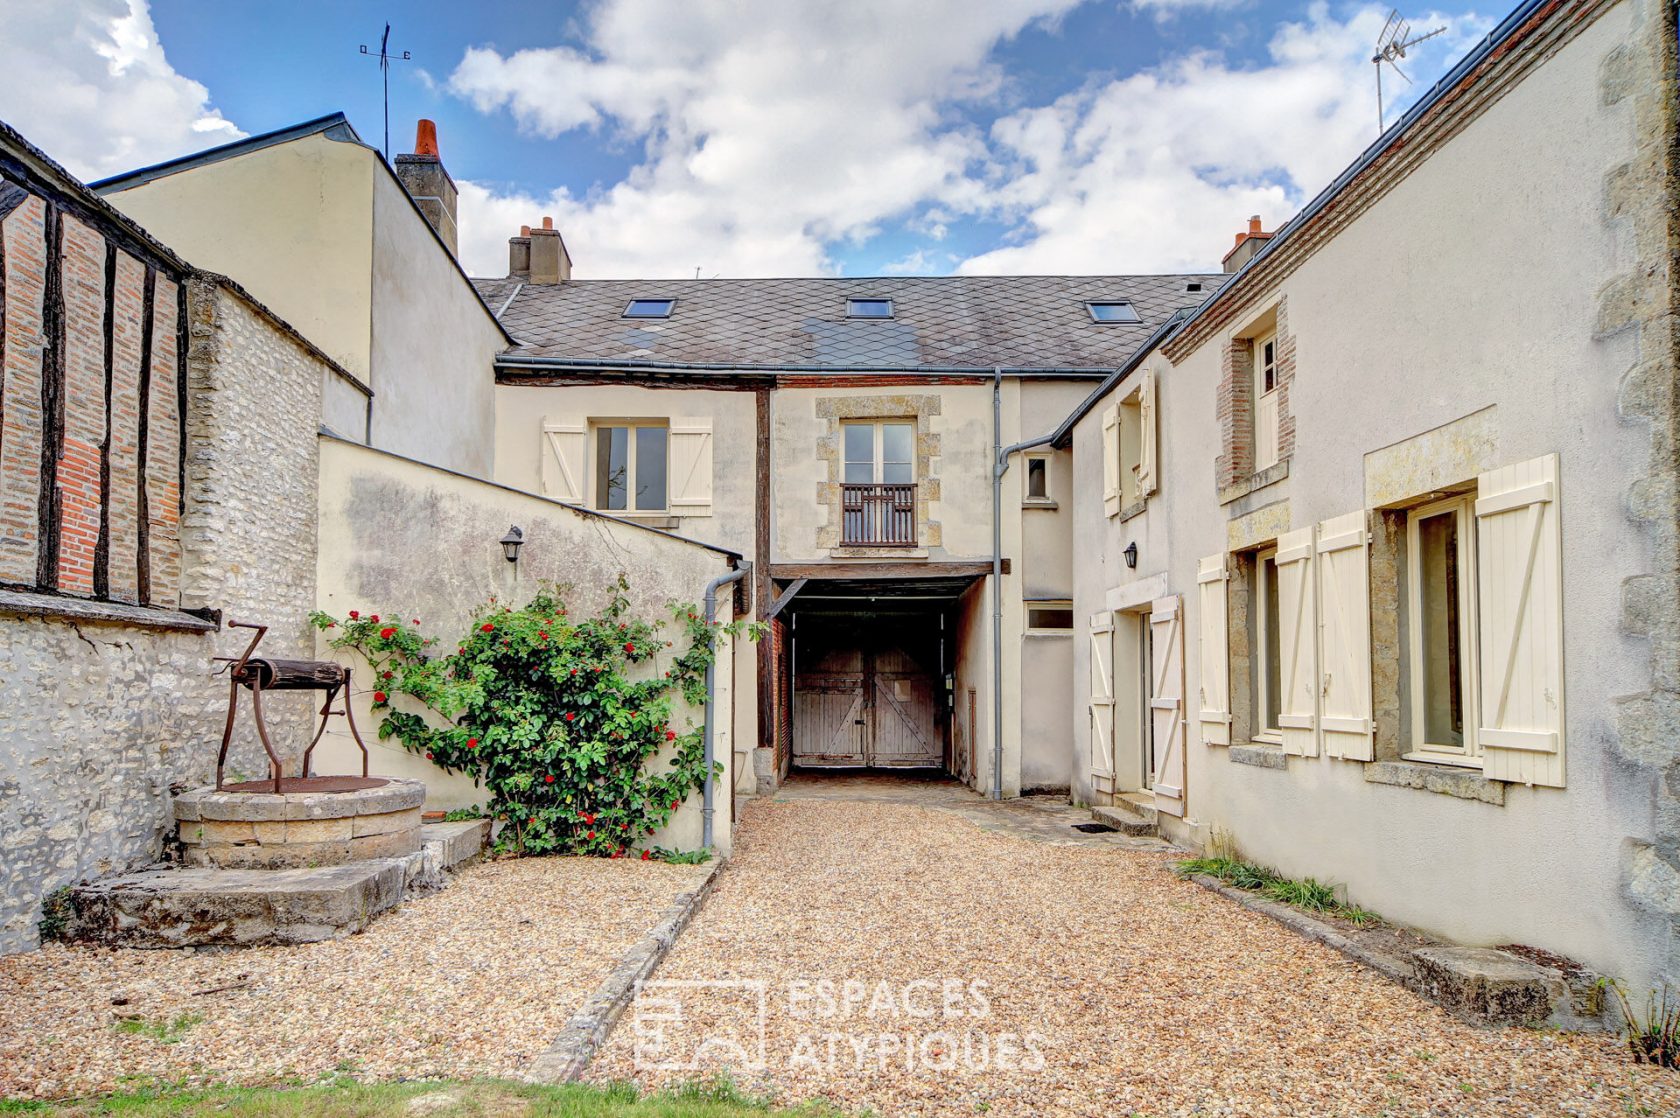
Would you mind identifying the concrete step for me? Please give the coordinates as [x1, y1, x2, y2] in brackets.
[1093, 793, 1158, 836]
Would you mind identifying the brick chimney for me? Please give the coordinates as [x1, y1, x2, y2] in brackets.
[394, 119, 459, 258]
[515, 216, 571, 284]
[1222, 214, 1273, 273]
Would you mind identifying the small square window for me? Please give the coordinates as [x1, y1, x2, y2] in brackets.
[1026, 457, 1049, 500]
[1087, 301, 1141, 324]
[623, 299, 675, 319]
[1026, 602, 1074, 632]
[847, 298, 894, 319]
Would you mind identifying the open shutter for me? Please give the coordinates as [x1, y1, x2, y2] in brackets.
[1088, 611, 1116, 796]
[1275, 525, 1319, 757]
[668, 419, 714, 517]
[1196, 553, 1231, 745]
[1138, 370, 1158, 496]
[540, 419, 587, 503]
[1475, 453, 1565, 787]
[1150, 595, 1186, 817]
[1101, 405, 1121, 517]
[1316, 511, 1374, 761]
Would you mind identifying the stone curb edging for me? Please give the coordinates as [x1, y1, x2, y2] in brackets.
[523, 857, 726, 1083]
[1189, 874, 1417, 986]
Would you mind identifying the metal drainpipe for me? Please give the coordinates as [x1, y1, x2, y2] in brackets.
[702, 562, 751, 848]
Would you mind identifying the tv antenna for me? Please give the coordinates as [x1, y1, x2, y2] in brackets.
[1373, 10, 1446, 133]
[359, 23, 412, 162]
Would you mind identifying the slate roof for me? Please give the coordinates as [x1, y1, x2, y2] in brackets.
[475, 274, 1224, 371]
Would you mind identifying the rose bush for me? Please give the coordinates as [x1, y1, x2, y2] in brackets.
[310, 579, 753, 858]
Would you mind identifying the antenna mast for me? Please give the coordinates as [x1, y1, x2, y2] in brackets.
[1373, 10, 1446, 134]
[359, 23, 412, 162]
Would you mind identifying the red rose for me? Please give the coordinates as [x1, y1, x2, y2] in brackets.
[540, 632, 549, 641]
[424, 751, 433, 760]
[467, 737, 479, 749]
[587, 830, 595, 840]
[348, 610, 359, 620]
[585, 813, 595, 824]
[373, 691, 388, 703]
[457, 647, 465, 655]
[565, 712, 575, 722]
[370, 615, 380, 623]
[380, 627, 396, 639]
[528, 816, 536, 825]
[670, 800, 679, 811]
[544, 775, 555, 784]
[624, 642, 635, 654]
[641, 850, 651, 861]
[481, 623, 494, 633]
[666, 731, 676, 741]
[570, 668, 578, 676]
[382, 671, 394, 680]
[411, 618, 419, 625]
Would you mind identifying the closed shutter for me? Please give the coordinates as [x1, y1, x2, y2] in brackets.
[1089, 611, 1116, 795]
[1138, 370, 1158, 496]
[1275, 524, 1319, 757]
[540, 419, 587, 503]
[1475, 453, 1565, 787]
[1196, 553, 1231, 745]
[669, 419, 714, 517]
[1316, 510, 1374, 761]
[1102, 404, 1121, 517]
[1150, 595, 1186, 817]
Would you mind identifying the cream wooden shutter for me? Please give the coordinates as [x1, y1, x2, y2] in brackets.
[1150, 595, 1186, 817]
[1101, 405, 1121, 517]
[1089, 611, 1116, 795]
[540, 419, 587, 503]
[1196, 553, 1231, 745]
[1475, 453, 1565, 787]
[1316, 510, 1374, 761]
[1275, 524, 1319, 757]
[668, 419, 714, 517]
[1138, 370, 1158, 496]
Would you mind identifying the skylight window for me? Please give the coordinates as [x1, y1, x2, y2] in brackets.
[1087, 301, 1141, 324]
[846, 298, 894, 319]
[623, 298, 675, 319]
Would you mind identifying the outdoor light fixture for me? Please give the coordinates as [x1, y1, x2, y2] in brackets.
[1124, 541, 1138, 569]
[499, 525, 524, 563]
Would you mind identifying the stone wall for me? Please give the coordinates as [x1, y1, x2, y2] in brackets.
[0, 277, 327, 954]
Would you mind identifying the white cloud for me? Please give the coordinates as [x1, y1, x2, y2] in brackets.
[0, 0, 242, 182]
[957, 4, 1490, 274]
[1128, 0, 1252, 19]
[448, 0, 1082, 278]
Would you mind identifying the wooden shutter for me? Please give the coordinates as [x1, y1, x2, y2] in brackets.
[1088, 611, 1116, 795]
[1475, 453, 1565, 787]
[1102, 404, 1121, 517]
[668, 419, 714, 517]
[1316, 511, 1374, 761]
[1150, 595, 1186, 817]
[1196, 553, 1231, 745]
[1275, 525, 1319, 756]
[1138, 370, 1158, 496]
[540, 419, 587, 503]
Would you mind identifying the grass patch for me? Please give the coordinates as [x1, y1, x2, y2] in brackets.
[0, 1078, 851, 1118]
[1177, 856, 1382, 926]
[112, 1015, 204, 1045]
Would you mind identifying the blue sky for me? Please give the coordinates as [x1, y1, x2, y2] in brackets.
[2, 0, 1494, 278]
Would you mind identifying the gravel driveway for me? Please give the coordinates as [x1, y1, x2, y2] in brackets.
[0, 856, 709, 1099]
[589, 793, 1679, 1118]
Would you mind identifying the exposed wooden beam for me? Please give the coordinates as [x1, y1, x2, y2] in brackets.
[767, 559, 1009, 581]
[765, 577, 808, 620]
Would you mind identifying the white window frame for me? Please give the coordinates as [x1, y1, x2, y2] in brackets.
[841, 420, 916, 485]
[590, 419, 670, 513]
[1023, 453, 1054, 505]
[1253, 547, 1283, 744]
[1253, 329, 1280, 471]
[1405, 493, 1482, 766]
[1026, 600, 1074, 634]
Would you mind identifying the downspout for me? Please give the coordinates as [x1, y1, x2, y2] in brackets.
[991, 367, 1061, 802]
[702, 561, 751, 847]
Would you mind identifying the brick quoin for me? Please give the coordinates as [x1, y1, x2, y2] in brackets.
[55, 216, 107, 596]
[104, 250, 145, 603]
[144, 275, 182, 608]
[0, 196, 45, 585]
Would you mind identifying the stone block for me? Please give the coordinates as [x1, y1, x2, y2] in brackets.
[353, 807, 421, 838]
[420, 819, 490, 868]
[349, 829, 421, 861]
[197, 793, 288, 822]
[186, 839, 352, 869]
[1409, 947, 1553, 1026]
[286, 817, 355, 843]
[195, 819, 257, 845]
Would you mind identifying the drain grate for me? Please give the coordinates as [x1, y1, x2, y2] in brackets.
[1072, 822, 1117, 834]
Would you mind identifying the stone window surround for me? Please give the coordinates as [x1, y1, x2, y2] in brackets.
[1217, 297, 1296, 506]
[814, 394, 942, 552]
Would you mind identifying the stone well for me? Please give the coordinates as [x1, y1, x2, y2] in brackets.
[173, 779, 427, 869]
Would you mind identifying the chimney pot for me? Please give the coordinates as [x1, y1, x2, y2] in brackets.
[415, 119, 440, 159]
[1248, 215, 1263, 234]
[542, 216, 554, 231]
[520, 225, 531, 236]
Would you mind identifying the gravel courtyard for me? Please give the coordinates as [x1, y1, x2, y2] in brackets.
[0, 856, 709, 1099]
[590, 792, 1680, 1118]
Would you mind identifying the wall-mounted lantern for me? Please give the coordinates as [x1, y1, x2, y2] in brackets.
[499, 525, 524, 564]
[1123, 541, 1138, 570]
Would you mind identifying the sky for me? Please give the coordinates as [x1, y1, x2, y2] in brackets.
[0, 0, 1495, 280]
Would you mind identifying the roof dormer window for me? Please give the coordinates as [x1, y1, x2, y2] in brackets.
[846, 298, 894, 319]
[623, 298, 675, 319]
[1086, 301, 1141, 324]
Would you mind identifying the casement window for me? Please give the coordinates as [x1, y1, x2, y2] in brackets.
[1253, 330, 1280, 471]
[841, 420, 916, 546]
[1026, 601, 1074, 632]
[541, 416, 713, 517]
[1252, 547, 1284, 743]
[842, 421, 915, 485]
[1102, 370, 1157, 517]
[1407, 495, 1479, 761]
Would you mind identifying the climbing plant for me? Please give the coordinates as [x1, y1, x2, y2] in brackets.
[310, 579, 755, 859]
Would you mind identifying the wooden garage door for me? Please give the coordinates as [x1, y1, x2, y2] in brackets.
[793, 638, 940, 768]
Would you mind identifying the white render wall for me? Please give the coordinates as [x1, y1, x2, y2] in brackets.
[1072, 0, 1676, 992]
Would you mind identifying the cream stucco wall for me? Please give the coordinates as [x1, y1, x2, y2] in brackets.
[312, 436, 747, 854]
[1070, 0, 1674, 992]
